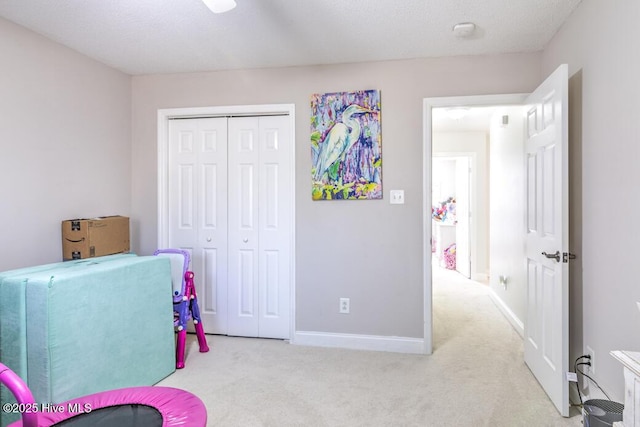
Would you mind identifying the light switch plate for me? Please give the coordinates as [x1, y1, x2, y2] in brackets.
[390, 190, 405, 204]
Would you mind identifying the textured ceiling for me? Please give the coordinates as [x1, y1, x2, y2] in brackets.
[0, 0, 581, 75]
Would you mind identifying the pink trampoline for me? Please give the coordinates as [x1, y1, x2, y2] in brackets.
[0, 363, 207, 427]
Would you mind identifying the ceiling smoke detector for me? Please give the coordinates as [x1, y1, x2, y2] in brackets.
[452, 22, 476, 38]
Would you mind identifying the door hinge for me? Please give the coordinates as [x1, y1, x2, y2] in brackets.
[562, 252, 576, 263]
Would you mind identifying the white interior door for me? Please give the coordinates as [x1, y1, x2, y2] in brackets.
[523, 64, 569, 416]
[227, 116, 291, 339]
[167, 114, 291, 340]
[168, 117, 228, 334]
[455, 157, 471, 278]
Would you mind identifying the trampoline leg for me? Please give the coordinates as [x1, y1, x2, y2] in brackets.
[194, 322, 209, 353]
[176, 330, 187, 369]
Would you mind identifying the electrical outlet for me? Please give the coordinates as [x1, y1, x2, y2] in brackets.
[586, 346, 595, 375]
[339, 298, 350, 314]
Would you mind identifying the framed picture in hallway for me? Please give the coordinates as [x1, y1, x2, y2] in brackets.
[310, 89, 382, 200]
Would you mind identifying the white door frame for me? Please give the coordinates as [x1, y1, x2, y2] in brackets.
[157, 104, 296, 339]
[422, 94, 526, 354]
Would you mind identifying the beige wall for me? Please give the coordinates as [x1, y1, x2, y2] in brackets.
[131, 54, 542, 338]
[542, 0, 640, 402]
[0, 17, 131, 270]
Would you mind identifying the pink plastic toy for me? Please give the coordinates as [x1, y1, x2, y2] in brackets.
[0, 362, 207, 426]
[153, 249, 209, 369]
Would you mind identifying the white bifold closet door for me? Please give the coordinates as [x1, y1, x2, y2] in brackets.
[168, 115, 291, 339]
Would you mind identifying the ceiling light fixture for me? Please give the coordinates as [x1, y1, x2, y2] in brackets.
[202, 0, 237, 14]
[446, 107, 470, 120]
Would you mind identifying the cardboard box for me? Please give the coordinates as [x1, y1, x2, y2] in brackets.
[62, 216, 130, 260]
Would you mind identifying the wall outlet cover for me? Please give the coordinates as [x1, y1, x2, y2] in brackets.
[586, 346, 595, 375]
[339, 297, 350, 314]
[390, 190, 405, 204]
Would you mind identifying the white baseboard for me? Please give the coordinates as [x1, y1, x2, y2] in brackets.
[292, 331, 426, 354]
[488, 289, 525, 338]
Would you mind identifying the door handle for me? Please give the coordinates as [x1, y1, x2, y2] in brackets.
[541, 251, 561, 262]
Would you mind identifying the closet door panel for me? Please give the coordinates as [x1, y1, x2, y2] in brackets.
[168, 117, 228, 334]
[169, 114, 291, 339]
[258, 116, 291, 339]
[228, 117, 260, 337]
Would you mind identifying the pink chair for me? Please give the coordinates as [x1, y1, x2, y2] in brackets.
[0, 362, 207, 426]
[153, 249, 209, 369]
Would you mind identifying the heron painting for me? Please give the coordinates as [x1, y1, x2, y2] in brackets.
[311, 90, 382, 200]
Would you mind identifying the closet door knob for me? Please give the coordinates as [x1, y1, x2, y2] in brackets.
[206, 237, 212, 242]
[243, 238, 249, 243]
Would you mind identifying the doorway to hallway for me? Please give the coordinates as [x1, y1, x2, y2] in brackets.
[424, 64, 571, 417]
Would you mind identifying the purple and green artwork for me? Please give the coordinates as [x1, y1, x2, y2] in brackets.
[311, 89, 382, 200]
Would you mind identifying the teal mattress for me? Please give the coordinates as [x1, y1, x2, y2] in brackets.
[0, 254, 135, 386]
[0, 255, 175, 426]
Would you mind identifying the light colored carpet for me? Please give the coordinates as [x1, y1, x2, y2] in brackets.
[157, 264, 583, 426]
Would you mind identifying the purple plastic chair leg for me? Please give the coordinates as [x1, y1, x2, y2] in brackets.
[176, 329, 187, 369]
